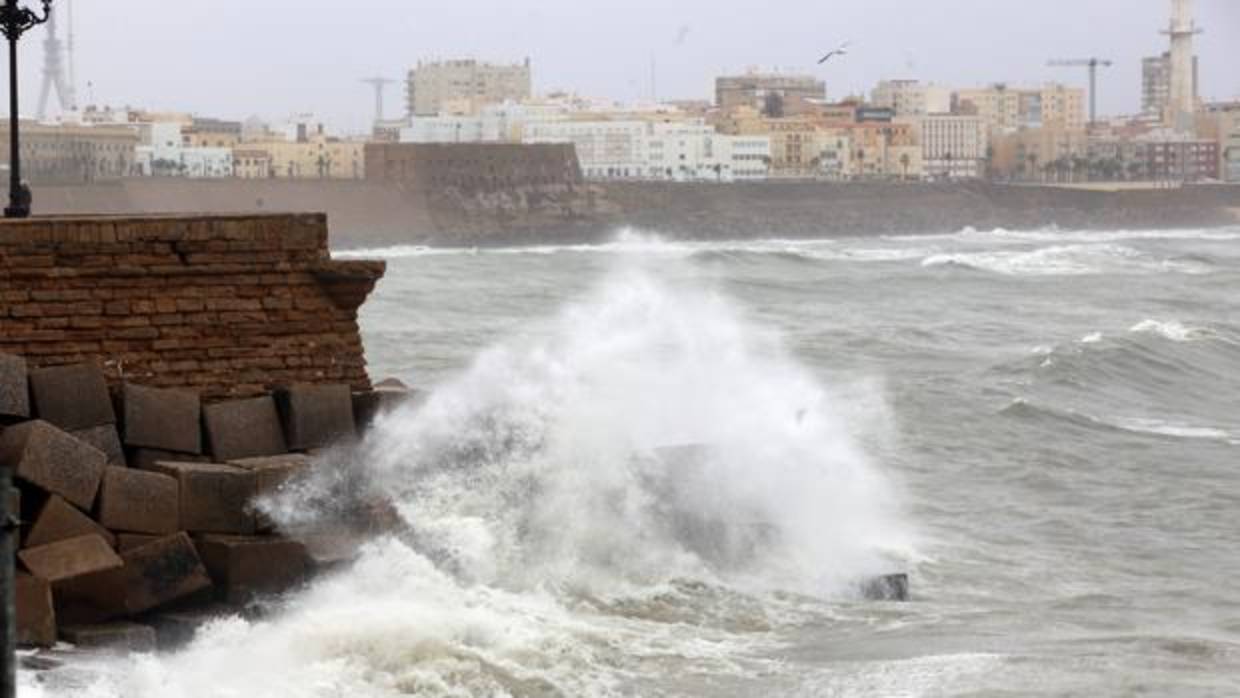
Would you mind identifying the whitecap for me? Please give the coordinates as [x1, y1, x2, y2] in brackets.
[1128, 319, 1212, 342]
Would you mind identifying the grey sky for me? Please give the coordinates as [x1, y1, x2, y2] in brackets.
[10, 0, 1240, 133]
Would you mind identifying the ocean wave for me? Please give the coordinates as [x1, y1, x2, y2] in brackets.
[1128, 319, 1214, 343]
[1003, 400, 1236, 444]
[921, 243, 1207, 276]
[888, 225, 1240, 245]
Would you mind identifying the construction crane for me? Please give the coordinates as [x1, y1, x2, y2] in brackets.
[1047, 58, 1113, 125]
[360, 77, 395, 125]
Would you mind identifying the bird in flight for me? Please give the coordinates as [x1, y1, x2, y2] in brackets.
[818, 42, 850, 64]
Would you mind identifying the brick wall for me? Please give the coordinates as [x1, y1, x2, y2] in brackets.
[0, 214, 384, 398]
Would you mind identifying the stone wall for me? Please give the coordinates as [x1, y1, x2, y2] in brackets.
[364, 142, 582, 193]
[0, 214, 384, 398]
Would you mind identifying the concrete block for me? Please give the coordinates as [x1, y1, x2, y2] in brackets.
[18, 534, 122, 584]
[115, 533, 160, 553]
[152, 461, 256, 534]
[129, 448, 208, 471]
[28, 363, 115, 431]
[0, 420, 107, 510]
[70, 425, 126, 467]
[98, 467, 179, 535]
[116, 532, 213, 615]
[0, 353, 30, 419]
[16, 573, 56, 648]
[195, 535, 309, 603]
[275, 384, 356, 450]
[59, 533, 215, 621]
[120, 383, 201, 454]
[60, 622, 157, 653]
[293, 531, 366, 571]
[25, 495, 117, 549]
[352, 379, 417, 432]
[229, 453, 311, 532]
[203, 396, 287, 462]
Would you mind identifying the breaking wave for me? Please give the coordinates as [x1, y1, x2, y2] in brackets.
[920, 244, 1209, 276]
[34, 266, 914, 697]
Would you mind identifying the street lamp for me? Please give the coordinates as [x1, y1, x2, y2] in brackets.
[1, 0, 51, 219]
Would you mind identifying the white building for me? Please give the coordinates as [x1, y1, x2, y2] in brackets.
[526, 118, 770, 182]
[917, 115, 988, 180]
[133, 121, 233, 177]
[525, 120, 649, 178]
[401, 115, 498, 143]
[399, 101, 573, 144]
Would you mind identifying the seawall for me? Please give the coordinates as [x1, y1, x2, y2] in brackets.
[0, 213, 384, 398]
[1, 212, 395, 654]
[27, 179, 1240, 248]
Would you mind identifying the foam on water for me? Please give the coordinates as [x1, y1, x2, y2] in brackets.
[920, 243, 1207, 276]
[1128, 319, 1212, 342]
[30, 264, 913, 697]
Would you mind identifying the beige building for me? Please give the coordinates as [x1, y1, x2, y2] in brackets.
[715, 72, 826, 115]
[871, 80, 951, 117]
[917, 115, 988, 179]
[182, 118, 243, 149]
[956, 83, 1084, 136]
[240, 135, 365, 179]
[991, 126, 1088, 181]
[0, 121, 139, 184]
[232, 147, 274, 179]
[407, 58, 532, 117]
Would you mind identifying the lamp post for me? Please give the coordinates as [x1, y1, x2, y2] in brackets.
[1, 0, 51, 219]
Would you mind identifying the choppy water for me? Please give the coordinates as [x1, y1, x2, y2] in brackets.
[28, 226, 1240, 697]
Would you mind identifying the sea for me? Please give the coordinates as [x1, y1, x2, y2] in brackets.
[25, 225, 1240, 697]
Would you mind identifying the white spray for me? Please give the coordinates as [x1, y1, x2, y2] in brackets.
[29, 265, 914, 697]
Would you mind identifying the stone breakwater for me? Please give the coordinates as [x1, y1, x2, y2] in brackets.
[0, 213, 396, 657]
[0, 356, 412, 654]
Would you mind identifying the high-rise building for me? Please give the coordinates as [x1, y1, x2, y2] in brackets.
[715, 72, 826, 114]
[406, 59, 532, 117]
[1142, 52, 1198, 118]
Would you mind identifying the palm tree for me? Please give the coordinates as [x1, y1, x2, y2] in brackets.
[1027, 152, 1039, 182]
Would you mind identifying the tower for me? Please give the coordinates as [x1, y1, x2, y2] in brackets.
[36, 0, 77, 120]
[361, 78, 394, 126]
[1164, 0, 1201, 132]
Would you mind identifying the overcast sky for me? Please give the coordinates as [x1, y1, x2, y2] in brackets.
[8, 0, 1239, 133]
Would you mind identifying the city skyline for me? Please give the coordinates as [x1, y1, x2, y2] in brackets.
[5, 0, 1239, 133]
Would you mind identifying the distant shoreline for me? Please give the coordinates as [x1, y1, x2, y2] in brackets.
[28, 178, 1240, 250]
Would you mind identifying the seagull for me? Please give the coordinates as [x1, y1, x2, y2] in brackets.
[818, 42, 850, 64]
